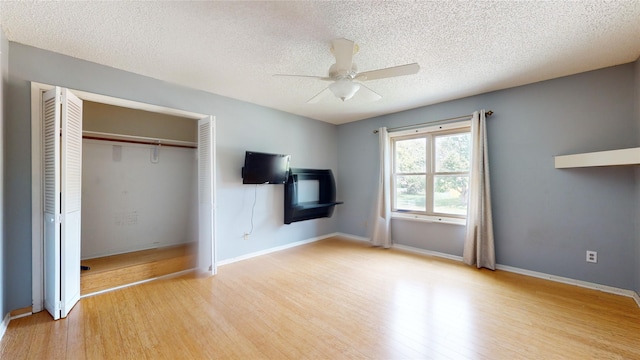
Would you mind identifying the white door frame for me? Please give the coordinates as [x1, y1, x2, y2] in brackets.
[30, 82, 216, 312]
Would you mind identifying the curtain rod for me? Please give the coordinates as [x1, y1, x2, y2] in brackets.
[373, 110, 493, 134]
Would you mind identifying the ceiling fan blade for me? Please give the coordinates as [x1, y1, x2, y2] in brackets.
[273, 74, 332, 81]
[355, 63, 420, 81]
[306, 87, 332, 104]
[357, 83, 382, 102]
[331, 38, 355, 73]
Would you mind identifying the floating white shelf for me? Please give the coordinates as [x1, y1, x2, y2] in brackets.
[554, 147, 640, 168]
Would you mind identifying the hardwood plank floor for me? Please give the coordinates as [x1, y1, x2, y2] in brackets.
[80, 244, 195, 274]
[2, 236, 640, 359]
[80, 244, 196, 295]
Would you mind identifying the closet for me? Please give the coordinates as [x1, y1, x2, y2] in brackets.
[35, 85, 215, 320]
[79, 101, 199, 294]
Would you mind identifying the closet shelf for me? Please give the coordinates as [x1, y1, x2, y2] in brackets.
[82, 131, 197, 149]
[554, 147, 640, 168]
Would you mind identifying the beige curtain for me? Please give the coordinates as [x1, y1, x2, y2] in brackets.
[463, 110, 495, 269]
[371, 127, 391, 248]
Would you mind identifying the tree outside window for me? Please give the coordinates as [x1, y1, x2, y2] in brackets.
[392, 128, 471, 217]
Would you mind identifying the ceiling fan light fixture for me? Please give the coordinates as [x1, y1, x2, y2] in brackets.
[329, 79, 360, 101]
[273, 38, 419, 104]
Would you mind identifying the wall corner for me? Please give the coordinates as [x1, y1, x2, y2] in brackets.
[0, 24, 8, 332]
[634, 56, 640, 295]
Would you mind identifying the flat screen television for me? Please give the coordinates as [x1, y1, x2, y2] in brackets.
[242, 151, 291, 184]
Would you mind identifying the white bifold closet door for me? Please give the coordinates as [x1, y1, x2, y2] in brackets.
[198, 116, 216, 275]
[43, 87, 83, 320]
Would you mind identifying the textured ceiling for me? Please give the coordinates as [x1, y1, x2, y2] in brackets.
[2, 1, 639, 125]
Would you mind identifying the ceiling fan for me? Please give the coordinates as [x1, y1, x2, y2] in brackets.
[274, 38, 420, 103]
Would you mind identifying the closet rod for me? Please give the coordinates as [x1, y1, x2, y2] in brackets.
[373, 110, 493, 134]
[82, 135, 197, 149]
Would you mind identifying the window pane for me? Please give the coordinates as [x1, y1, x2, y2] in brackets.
[434, 175, 469, 215]
[395, 138, 426, 173]
[435, 133, 470, 172]
[395, 175, 426, 211]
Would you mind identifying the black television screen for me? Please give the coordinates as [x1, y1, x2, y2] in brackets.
[242, 151, 291, 184]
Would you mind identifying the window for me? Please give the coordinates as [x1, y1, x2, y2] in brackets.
[391, 124, 471, 219]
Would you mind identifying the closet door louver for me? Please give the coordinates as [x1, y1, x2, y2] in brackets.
[43, 87, 62, 320]
[42, 87, 83, 320]
[61, 88, 83, 318]
[197, 116, 216, 275]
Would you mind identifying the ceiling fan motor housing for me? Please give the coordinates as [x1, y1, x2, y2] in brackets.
[273, 38, 419, 103]
[329, 63, 358, 80]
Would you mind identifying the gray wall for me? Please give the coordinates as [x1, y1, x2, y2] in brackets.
[338, 63, 638, 290]
[5, 43, 338, 311]
[635, 57, 640, 295]
[81, 141, 197, 259]
[1, 28, 7, 317]
[3, 40, 638, 313]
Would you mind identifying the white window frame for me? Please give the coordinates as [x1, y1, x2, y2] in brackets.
[389, 121, 471, 225]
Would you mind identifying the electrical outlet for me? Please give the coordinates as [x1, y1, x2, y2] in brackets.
[586, 250, 597, 263]
[243, 233, 249, 240]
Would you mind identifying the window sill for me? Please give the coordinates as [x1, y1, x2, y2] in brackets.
[391, 212, 466, 226]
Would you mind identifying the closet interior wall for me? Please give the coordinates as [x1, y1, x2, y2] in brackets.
[81, 101, 198, 260]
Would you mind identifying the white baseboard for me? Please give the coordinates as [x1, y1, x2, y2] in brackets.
[217, 233, 339, 266]
[632, 291, 640, 308]
[334, 232, 370, 243]
[10, 311, 32, 320]
[82, 241, 194, 261]
[0, 312, 9, 342]
[334, 234, 466, 263]
[392, 243, 464, 262]
[337, 232, 640, 308]
[81, 268, 195, 298]
[495, 264, 637, 299]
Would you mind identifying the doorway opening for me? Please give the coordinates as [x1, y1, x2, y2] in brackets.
[79, 100, 199, 295]
[30, 82, 216, 318]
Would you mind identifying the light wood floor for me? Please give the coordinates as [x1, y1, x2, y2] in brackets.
[80, 244, 196, 295]
[2, 236, 640, 359]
